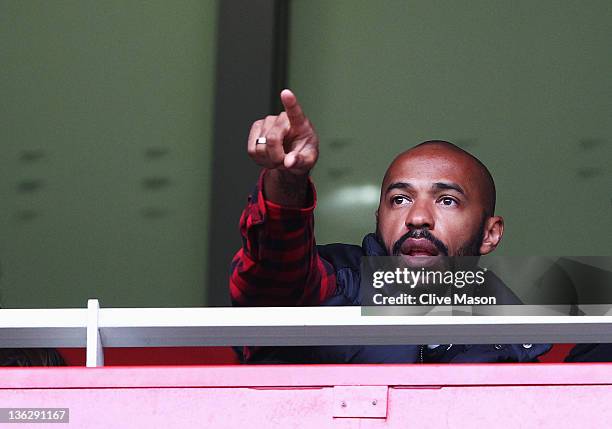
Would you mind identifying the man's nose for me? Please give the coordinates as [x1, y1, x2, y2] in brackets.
[404, 200, 434, 230]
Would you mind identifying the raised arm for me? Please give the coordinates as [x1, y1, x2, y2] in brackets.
[230, 90, 337, 307]
[248, 89, 318, 206]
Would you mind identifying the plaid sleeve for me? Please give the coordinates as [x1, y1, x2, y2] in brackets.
[229, 170, 337, 307]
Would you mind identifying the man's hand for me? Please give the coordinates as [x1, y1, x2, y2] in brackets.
[247, 90, 319, 206]
[247, 89, 319, 176]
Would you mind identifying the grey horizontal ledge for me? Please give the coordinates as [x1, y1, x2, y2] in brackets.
[97, 306, 612, 346]
[2, 305, 612, 349]
[0, 309, 87, 348]
[98, 322, 612, 347]
[0, 328, 86, 348]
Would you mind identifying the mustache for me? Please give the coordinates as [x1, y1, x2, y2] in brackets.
[392, 229, 449, 256]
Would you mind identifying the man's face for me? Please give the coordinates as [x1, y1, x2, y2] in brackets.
[376, 145, 502, 265]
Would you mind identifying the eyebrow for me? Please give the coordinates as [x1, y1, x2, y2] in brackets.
[386, 182, 413, 193]
[386, 181, 466, 196]
[433, 182, 466, 196]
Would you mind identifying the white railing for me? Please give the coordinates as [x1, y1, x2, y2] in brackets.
[2, 299, 612, 367]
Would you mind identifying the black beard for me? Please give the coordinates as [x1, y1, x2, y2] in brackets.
[391, 228, 449, 256]
[456, 219, 486, 257]
[376, 219, 485, 258]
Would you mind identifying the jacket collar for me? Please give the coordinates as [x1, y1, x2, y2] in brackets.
[362, 233, 388, 256]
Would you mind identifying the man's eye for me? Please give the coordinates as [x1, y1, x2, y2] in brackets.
[438, 197, 458, 207]
[391, 196, 411, 206]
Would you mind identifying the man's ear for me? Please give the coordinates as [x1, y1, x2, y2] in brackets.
[375, 209, 379, 221]
[479, 216, 504, 255]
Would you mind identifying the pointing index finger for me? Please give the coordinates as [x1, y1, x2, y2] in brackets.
[280, 89, 306, 127]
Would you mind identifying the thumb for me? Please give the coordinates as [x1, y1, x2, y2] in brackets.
[284, 152, 301, 169]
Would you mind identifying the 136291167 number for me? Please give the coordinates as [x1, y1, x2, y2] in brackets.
[0, 408, 69, 423]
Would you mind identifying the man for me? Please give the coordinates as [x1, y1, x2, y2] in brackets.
[230, 89, 550, 363]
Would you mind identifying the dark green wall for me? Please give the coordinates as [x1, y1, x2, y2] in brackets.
[1, 0, 217, 308]
[2, 0, 610, 309]
[289, 0, 611, 256]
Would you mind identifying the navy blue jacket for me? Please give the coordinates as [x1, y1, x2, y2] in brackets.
[244, 233, 551, 364]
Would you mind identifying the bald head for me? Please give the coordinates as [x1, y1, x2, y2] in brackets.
[376, 140, 504, 257]
[384, 140, 496, 217]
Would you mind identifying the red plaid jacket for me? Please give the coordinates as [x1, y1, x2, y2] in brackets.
[230, 171, 337, 307]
